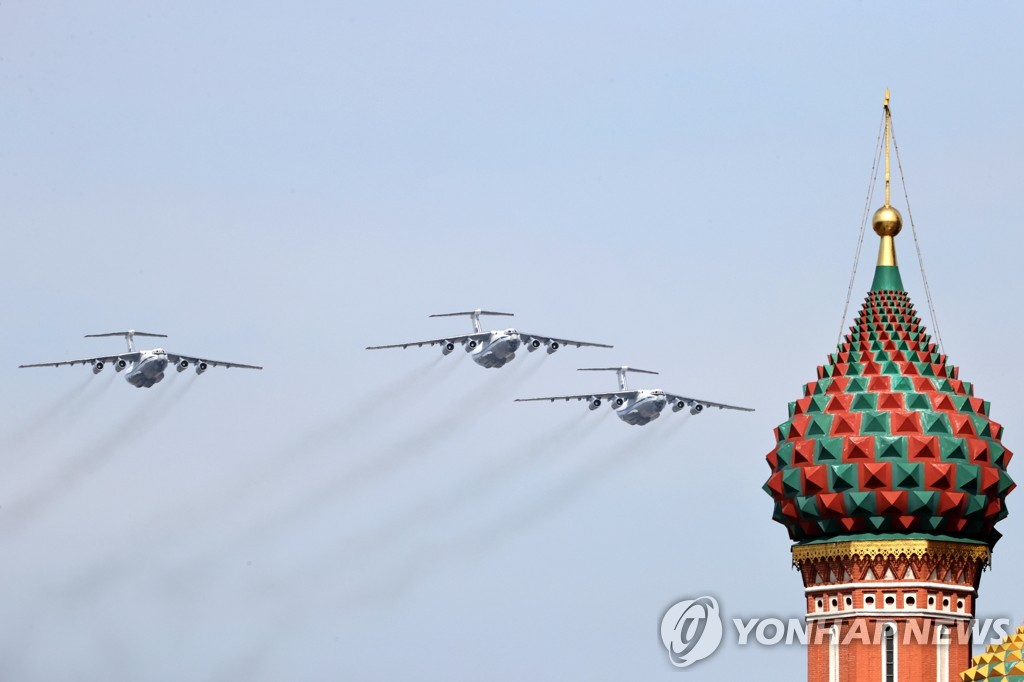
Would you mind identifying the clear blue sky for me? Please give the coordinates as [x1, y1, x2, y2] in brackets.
[2, 2, 1023, 680]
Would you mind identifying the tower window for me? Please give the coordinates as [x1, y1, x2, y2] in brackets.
[882, 622, 898, 682]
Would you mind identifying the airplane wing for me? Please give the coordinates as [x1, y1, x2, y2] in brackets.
[515, 391, 639, 403]
[517, 333, 613, 349]
[664, 392, 755, 412]
[166, 353, 263, 370]
[19, 352, 142, 369]
[366, 332, 491, 350]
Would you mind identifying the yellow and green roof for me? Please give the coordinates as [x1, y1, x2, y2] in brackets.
[962, 625, 1024, 681]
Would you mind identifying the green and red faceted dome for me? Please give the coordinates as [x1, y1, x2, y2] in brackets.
[764, 214, 1014, 545]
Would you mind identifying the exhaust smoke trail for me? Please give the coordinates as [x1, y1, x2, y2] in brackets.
[53, 358, 455, 601]
[369, 355, 544, 455]
[243, 356, 448, 472]
[0, 376, 196, 534]
[333, 414, 695, 608]
[62, 355, 559, 620]
[176, 369, 511, 563]
[292, 410, 596, 581]
[162, 354, 553, 586]
[205, 411, 612, 676]
[300, 356, 447, 442]
[268, 356, 552, 512]
[0, 374, 107, 456]
[457, 416, 691, 546]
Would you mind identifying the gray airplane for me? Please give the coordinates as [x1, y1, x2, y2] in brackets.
[516, 366, 754, 425]
[19, 330, 262, 388]
[366, 309, 612, 369]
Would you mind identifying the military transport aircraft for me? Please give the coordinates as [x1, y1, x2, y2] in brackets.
[366, 310, 612, 369]
[515, 366, 754, 425]
[19, 330, 263, 388]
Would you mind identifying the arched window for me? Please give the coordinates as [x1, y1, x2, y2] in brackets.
[829, 624, 840, 682]
[882, 622, 898, 682]
[936, 625, 950, 682]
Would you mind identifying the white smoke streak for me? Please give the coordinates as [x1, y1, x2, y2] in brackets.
[0, 373, 112, 458]
[0, 375, 196, 534]
[332, 414, 694, 608]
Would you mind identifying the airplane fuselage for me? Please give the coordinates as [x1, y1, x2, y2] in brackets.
[615, 389, 668, 426]
[124, 349, 169, 388]
[469, 330, 521, 368]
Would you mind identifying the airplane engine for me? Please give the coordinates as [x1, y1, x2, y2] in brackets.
[589, 398, 602, 411]
[195, 361, 208, 375]
[466, 340, 478, 351]
[690, 403, 704, 415]
[527, 338, 542, 352]
[114, 358, 128, 372]
[176, 359, 190, 372]
[546, 341, 560, 355]
[614, 397, 625, 407]
[672, 400, 687, 413]
[442, 342, 455, 355]
[92, 361, 105, 374]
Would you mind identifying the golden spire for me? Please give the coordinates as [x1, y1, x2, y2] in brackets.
[872, 88, 903, 267]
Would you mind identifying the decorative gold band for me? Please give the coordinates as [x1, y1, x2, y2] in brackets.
[792, 539, 990, 566]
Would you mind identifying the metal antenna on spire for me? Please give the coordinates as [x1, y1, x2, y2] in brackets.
[883, 89, 892, 206]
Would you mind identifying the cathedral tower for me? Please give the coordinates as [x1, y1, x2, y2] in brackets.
[763, 94, 1015, 681]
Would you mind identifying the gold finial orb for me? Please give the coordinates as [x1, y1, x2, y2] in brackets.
[872, 204, 903, 237]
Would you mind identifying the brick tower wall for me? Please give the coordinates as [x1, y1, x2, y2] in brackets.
[795, 540, 986, 682]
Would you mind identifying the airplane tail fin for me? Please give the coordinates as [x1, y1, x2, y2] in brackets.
[85, 330, 168, 352]
[578, 366, 658, 391]
[429, 309, 514, 333]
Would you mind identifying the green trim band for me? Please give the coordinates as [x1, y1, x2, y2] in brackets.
[796, 533, 991, 547]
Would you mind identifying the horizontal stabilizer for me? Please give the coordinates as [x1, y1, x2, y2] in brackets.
[578, 366, 659, 375]
[85, 331, 168, 339]
[429, 310, 513, 318]
[85, 329, 168, 352]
